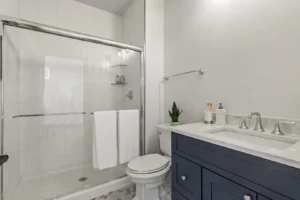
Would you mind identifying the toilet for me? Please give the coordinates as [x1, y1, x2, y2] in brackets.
[127, 128, 171, 200]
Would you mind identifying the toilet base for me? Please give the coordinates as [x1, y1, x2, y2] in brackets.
[133, 184, 160, 200]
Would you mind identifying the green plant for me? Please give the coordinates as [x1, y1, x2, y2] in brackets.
[169, 102, 183, 122]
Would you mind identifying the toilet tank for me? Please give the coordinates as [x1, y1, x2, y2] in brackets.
[158, 128, 172, 157]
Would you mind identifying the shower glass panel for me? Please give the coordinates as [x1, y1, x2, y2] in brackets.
[2, 26, 141, 200]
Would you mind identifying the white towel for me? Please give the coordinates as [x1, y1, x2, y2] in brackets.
[118, 110, 140, 164]
[93, 111, 117, 170]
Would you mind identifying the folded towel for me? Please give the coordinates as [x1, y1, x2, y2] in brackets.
[93, 111, 117, 170]
[118, 110, 140, 164]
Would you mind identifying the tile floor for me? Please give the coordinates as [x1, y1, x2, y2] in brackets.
[96, 173, 172, 200]
[96, 184, 136, 200]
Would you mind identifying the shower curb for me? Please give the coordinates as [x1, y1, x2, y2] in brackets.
[58, 176, 132, 200]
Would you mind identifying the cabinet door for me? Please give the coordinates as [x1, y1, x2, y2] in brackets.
[203, 169, 257, 200]
[172, 154, 202, 200]
[173, 190, 188, 200]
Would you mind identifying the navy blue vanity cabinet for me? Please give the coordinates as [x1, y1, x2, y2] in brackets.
[173, 189, 188, 200]
[202, 169, 257, 200]
[258, 196, 271, 200]
[172, 132, 298, 200]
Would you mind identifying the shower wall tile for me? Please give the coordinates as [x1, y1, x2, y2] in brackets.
[13, 39, 141, 178]
[20, 115, 87, 176]
[123, 52, 141, 110]
[4, 123, 20, 157]
[4, 83, 20, 117]
[20, 149, 39, 176]
[4, 151, 21, 199]
[3, 29, 20, 81]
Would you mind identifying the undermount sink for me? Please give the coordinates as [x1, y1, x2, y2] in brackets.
[206, 128, 298, 150]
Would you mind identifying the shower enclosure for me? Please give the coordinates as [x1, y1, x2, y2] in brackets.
[0, 16, 145, 200]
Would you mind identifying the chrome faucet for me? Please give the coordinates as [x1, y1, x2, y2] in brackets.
[248, 112, 265, 132]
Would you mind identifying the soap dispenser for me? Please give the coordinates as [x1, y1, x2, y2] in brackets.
[216, 102, 226, 125]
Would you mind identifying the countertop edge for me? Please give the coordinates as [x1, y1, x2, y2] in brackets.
[157, 123, 300, 170]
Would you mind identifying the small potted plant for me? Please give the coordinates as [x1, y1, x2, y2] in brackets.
[169, 102, 183, 126]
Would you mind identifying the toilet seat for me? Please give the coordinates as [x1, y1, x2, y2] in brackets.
[127, 161, 171, 186]
[127, 154, 172, 200]
[128, 154, 170, 174]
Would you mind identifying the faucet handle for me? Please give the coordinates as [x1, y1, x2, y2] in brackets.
[271, 121, 296, 135]
[239, 117, 249, 130]
[233, 116, 249, 130]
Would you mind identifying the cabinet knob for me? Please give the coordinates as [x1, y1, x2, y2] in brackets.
[181, 176, 187, 181]
[244, 195, 251, 200]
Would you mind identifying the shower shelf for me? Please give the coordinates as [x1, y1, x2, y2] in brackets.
[111, 82, 128, 85]
[110, 64, 127, 69]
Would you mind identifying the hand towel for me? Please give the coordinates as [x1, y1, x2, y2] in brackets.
[93, 111, 117, 170]
[118, 110, 140, 164]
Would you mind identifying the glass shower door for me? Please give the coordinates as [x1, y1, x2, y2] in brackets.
[1, 25, 142, 200]
[2, 26, 87, 200]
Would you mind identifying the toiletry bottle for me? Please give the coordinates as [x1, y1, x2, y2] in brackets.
[204, 102, 213, 124]
[216, 102, 226, 125]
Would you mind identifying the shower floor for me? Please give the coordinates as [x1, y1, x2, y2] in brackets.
[11, 164, 127, 200]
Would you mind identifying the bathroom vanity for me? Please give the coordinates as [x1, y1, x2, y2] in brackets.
[169, 123, 300, 200]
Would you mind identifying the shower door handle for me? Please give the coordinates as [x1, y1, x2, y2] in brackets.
[0, 155, 9, 167]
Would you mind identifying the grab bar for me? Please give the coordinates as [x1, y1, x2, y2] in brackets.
[163, 69, 204, 81]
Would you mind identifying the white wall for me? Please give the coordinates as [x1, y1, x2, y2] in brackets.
[123, 0, 145, 47]
[164, 0, 300, 123]
[19, 0, 123, 42]
[145, 0, 164, 153]
[0, 0, 19, 17]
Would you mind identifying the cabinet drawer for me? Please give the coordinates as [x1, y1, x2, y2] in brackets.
[203, 169, 257, 200]
[172, 154, 201, 200]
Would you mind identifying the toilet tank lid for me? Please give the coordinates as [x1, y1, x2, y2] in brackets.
[128, 154, 170, 174]
[156, 124, 171, 133]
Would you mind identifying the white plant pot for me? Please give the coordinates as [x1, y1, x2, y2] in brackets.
[171, 122, 180, 126]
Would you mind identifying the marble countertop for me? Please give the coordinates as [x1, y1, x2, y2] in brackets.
[156, 122, 300, 169]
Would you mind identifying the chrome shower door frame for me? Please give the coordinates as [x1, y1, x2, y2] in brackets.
[0, 22, 4, 200]
[0, 15, 146, 200]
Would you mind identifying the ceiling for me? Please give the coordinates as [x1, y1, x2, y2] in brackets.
[74, 0, 135, 16]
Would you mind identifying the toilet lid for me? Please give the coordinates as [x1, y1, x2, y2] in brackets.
[128, 154, 170, 174]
